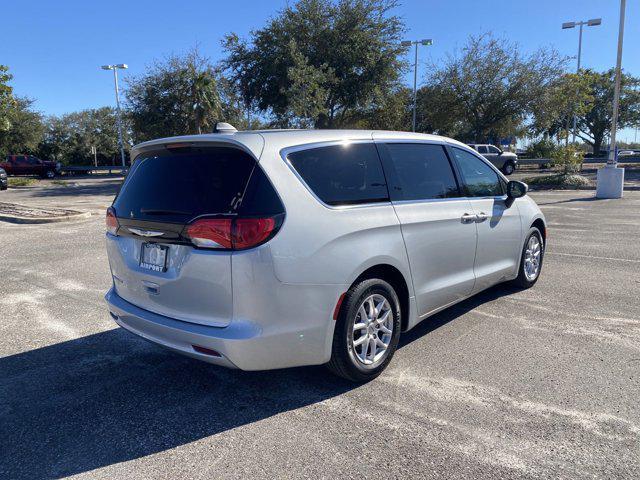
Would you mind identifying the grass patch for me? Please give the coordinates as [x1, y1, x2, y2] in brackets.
[8, 177, 38, 187]
[524, 174, 592, 190]
[51, 180, 70, 186]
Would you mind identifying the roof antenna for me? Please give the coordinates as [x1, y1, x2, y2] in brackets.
[213, 122, 238, 134]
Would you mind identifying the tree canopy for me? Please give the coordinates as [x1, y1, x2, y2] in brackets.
[125, 49, 244, 142]
[37, 107, 127, 165]
[576, 69, 640, 155]
[223, 0, 406, 128]
[0, 65, 15, 133]
[0, 97, 44, 158]
[416, 34, 567, 143]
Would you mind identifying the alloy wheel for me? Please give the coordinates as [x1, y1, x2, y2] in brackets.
[524, 235, 542, 281]
[351, 294, 393, 366]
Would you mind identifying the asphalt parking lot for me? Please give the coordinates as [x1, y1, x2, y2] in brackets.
[1, 178, 639, 479]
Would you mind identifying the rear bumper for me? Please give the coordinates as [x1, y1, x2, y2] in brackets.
[105, 285, 340, 371]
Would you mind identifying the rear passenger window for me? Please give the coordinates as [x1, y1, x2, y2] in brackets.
[382, 143, 460, 201]
[287, 143, 389, 206]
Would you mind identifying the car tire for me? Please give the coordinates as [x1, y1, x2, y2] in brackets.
[502, 162, 515, 175]
[45, 170, 55, 179]
[512, 227, 544, 289]
[327, 278, 401, 382]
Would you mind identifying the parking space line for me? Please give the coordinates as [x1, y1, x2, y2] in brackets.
[546, 252, 640, 263]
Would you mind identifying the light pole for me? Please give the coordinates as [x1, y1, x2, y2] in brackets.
[596, 0, 626, 199]
[562, 18, 601, 143]
[101, 64, 128, 167]
[401, 39, 433, 132]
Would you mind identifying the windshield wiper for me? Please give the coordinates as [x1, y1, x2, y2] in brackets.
[139, 208, 192, 216]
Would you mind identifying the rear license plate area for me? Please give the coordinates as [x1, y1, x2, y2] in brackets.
[140, 243, 168, 272]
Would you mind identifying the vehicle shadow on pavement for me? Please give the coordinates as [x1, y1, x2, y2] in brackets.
[0, 284, 518, 479]
[399, 283, 520, 348]
[0, 328, 354, 479]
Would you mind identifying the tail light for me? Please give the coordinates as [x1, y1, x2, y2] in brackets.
[106, 207, 119, 235]
[185, 216, 279, 250]
[185, 218, 233, 248]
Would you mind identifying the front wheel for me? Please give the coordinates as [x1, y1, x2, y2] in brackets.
[45, 170, 56, 179]
[512, 227, 544, 289]
[327, 278, 401, 382]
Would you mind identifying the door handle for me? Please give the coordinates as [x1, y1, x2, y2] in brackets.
[475, 212, 489, 222]
[461, 213, 477, 223]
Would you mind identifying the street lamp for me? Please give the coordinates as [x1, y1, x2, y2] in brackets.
[401, 39, 433, 132]
[596, 0, 626, 199]
[562, 18, 601, 143]
[101, 64, 128, 167]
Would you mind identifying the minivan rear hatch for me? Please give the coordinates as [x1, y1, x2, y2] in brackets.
[105, 143, 283, 327]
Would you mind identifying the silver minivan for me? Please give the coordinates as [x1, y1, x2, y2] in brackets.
[105, 128, 545, 381]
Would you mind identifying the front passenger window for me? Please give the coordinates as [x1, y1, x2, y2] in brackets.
[451, 148, 503, 197]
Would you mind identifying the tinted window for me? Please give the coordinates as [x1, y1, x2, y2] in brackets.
[450, 148, 503, 197]
[477, 146, 488, 154]
[237, 166, 284, 216]
[487, 146, 501, 154]
[288, 143, 388, 206]
[114, 146, 275, 223]
[383, 143, 459, 201]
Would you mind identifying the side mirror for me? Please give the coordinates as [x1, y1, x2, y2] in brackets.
[506, 180, 527, 207]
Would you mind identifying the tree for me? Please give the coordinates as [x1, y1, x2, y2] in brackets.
[360, 86, 412, 131]
[0, 65, 15, 132]
[37, 107, 127, 165]
[529, 73, 593, 142]
[416, 34, 566, 142]
[125, 49, 239, 142]
[576, 69, 640, 155]
[0, 97, 44, 157]
[223, 0, 406, 128]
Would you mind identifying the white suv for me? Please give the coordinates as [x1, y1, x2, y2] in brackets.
[105, 128, 545, 381]
[467, 144, 518, 175]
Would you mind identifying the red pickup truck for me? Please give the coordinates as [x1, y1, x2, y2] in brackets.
[1, 155, 61, 178]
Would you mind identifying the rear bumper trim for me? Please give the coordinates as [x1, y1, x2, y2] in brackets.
[105, 287, 262, 369]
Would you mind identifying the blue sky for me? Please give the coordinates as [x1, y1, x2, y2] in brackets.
[2, 0, 639, 141]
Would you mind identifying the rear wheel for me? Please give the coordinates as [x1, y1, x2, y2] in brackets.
[45, 170, 55, 179]
[512, 227, 544, 289]
[502, 162, 515, 175]
[327, 278, 401, 382]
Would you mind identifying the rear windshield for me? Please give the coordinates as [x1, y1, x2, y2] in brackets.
[287, 143, 389, 206]
[114, 146, 282, 223]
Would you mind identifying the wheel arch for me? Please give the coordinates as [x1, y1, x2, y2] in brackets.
[531, 217, 546, 243]
[349, 263, 412, 332]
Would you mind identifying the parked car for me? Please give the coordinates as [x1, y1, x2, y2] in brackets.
[467, 144, 518, 175]
[0, 167, 7, 190]
[618, 150, 638, 157]
[1, 155, 61, 178]
[105, 127, 546, 382]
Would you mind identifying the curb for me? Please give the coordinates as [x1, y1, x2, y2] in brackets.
[0, 211, 92, 224]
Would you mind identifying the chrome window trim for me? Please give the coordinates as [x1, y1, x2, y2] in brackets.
[280, 139, 393, 211]
[279, 138, 511, 210]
